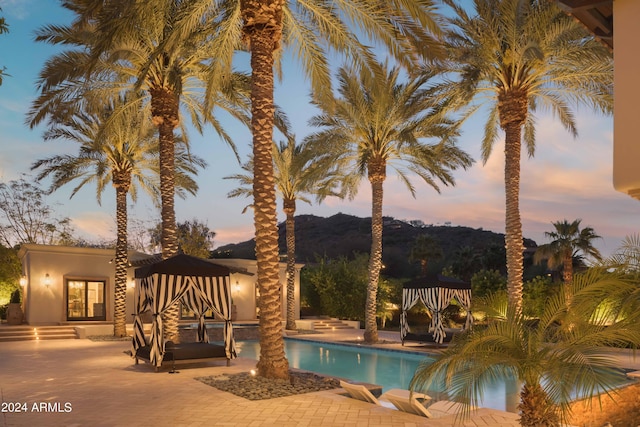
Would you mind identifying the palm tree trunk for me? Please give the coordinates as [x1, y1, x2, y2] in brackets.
[420, 260, 428, 276]
[243, 0, 289, 379]
[151, 87, 181, 343]
[284, 198, 297, 331]
[364, 160, 385, 343]
[563, 253, 573, 305]
[113, 181, 129, 337]
[499, 91, 527, 316]
[518, 382, 559, 427]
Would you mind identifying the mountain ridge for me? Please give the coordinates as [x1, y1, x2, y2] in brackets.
[213, 213, 538, 278]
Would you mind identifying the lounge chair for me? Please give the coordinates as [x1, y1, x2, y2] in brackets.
[339, 381, 431, 413]
[341, 381, 470, 419]
[379, 388, 433, 417]
[339, 380, 385, 405]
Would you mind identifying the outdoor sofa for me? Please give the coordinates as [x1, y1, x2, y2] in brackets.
[134, 341, 230, 372]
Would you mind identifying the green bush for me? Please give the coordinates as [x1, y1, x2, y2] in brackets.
[301, 253, 392, 322]
[471, 269, 506, 297]
[0, 245, 21, 306]
[523, 275, 557, 317]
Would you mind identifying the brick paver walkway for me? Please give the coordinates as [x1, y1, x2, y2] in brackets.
[1, 327, 637, 426]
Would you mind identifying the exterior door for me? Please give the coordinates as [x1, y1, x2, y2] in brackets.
[67, 280, 106, 321]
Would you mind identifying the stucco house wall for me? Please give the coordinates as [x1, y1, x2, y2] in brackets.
[17, 244, 302, 326]
[18, 244, 116, 325]
[613, 0, 640, 198]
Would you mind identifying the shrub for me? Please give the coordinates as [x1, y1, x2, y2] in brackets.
[301, 253, 393, 322]
[523, 275, 557, 318]
[10, 288, 21, 304]
[471, 269, 506, 297]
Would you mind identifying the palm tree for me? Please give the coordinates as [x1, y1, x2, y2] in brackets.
[239, 0, 447, 380]
[607, 234, 640, 276]
[30, 0, 250, 343]
[307, 62, 472, 343]
[410, 268, 640, 427]
[226, 137, 342, 331]
[409, 234, 443, 276]
[438, 0, 613, 315]
[0, 7, 8, 85]
[534, 219, 602, 287]
[30, 96, 206, 337]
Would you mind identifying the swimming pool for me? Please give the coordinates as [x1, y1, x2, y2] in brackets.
[235, 338, 522, 412]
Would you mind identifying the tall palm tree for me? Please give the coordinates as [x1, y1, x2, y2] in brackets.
[239, 0, 446, 380]
[534, 219, 602, 287]
[30, 96, 206, 337]
[30, 0, 250, 343]
[410, 268, 640, 427]
[437, 0, 613, 316]
[409, 234, 443, 276]
[307, 62, 472, 343]
[226, 138, 342, 331]
[0, 7, 8, 86]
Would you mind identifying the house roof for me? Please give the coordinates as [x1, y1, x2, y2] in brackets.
[557, 0, 613, 50]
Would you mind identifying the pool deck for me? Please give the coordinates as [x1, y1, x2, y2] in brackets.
[1, 327, 638, 427]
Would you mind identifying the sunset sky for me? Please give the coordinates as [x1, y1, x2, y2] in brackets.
[0, 1, 637, 259]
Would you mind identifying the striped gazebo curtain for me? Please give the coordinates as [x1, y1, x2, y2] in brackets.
[452, 288, 473, 331]
[131, 276, 152, 357]
[428, 287, 455, 344]
[147, 273, 192, 367]
[191, 275, 237, 359]
[400, 287, 426, 341]
[401, 278, 473, 344]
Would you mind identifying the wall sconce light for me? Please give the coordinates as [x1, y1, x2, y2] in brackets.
[127, 278, 135, 289]
[234, 280, 240, 293]
[19, 276, 27, 287]
[44, 273, 51, 288]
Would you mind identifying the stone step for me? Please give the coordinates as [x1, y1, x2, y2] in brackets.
[312, 319, 355, 330]
[0, 326, 78, 342]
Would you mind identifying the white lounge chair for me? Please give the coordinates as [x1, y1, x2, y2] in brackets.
[340, 380, 380, 404]
[340, 381, 433, 414]
[379, 388, 433, 417]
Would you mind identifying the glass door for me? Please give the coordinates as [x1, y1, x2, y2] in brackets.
[67, 280, 106, 320]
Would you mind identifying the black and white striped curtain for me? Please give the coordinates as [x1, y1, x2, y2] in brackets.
[401, 287, 474, 344]
[400, 288, 425, 341]
[148, 274, 192, 367]
[452, 288, 473, 330]
[131, 277, 152, 357]
[190, 275, 237, 359]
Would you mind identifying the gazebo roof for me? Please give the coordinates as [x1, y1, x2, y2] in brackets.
[402, 274, 470, 290]
[134, 253, 230, 278]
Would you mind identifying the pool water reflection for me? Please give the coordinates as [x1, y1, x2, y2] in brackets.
[236, 338, 522, 412]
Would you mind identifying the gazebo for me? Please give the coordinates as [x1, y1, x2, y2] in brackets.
[131, 253, 237, 368]
[400, 274, 473, 344]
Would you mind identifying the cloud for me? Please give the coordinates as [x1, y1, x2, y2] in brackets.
[0, 0, 33, 20]
[214, 225, 255, 248]
[71, 211, 114, 242]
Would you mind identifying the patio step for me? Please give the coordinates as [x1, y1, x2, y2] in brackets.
[312, 319, 355, 330]
[0, 325, 78, 342]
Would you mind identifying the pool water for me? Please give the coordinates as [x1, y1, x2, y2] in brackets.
[235, 338, 522, 411]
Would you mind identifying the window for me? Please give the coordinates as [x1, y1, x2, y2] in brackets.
[66, 280, 106, 321]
